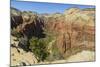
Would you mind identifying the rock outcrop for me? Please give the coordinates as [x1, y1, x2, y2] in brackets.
[11, 36, 38, 66]
[11, 7, 95, 65]
[44, 8, 95, 56]
[11, 7, 23, 29]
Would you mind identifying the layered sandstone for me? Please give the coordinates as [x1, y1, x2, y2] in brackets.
[11, 7, 95, 66]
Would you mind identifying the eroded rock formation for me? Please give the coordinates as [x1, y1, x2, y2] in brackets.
[11, 7, 95, 65]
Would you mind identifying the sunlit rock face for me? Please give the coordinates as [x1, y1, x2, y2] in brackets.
[11, 7, 95, 53]
[11, 7, 95, 65]
[11, 36, 38, 66]
[44, 8, 95, 56]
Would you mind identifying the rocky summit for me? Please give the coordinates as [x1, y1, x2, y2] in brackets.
[11, 7, 95, 66]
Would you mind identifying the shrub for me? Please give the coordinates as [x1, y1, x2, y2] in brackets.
[46, 43, 64, 61]
[29, 37, 49, 62]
